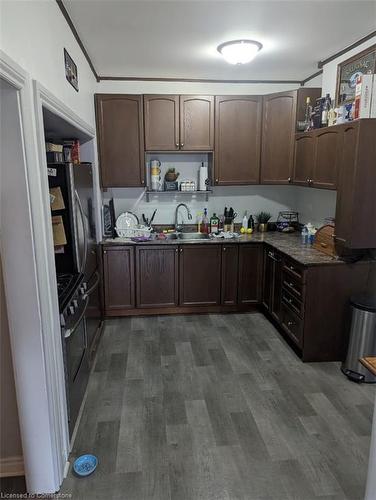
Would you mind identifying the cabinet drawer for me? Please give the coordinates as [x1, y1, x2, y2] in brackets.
[281, 288, 304, 318]
[282, 271, 304, 299]
[283, 258, 306, 283]
[281, 302, 303, 348]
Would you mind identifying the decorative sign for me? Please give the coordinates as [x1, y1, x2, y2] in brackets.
[64, 48, 79, 92]
[335, 44, 376, 105]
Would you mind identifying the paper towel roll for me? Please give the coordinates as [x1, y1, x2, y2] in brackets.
[199, 165, 208, 191]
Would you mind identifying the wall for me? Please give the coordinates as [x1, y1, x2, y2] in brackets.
[0, 0, 97, 127]
[0, 258, 23, 476]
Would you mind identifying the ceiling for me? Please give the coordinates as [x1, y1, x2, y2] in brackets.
[62, 0, 376, 81]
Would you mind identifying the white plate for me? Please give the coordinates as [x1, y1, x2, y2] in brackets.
[116, 211, 139, 231]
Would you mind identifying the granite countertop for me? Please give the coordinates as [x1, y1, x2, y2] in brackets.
[101, 230, 352, 267]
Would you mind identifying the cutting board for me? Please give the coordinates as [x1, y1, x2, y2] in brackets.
[360, 357, 376, 376]
[313, 224, 336, 257]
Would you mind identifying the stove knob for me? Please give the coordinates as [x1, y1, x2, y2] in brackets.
[73, 299, 78, 308]
[69, 305, 75, 315]
[79, 283, 87, 295]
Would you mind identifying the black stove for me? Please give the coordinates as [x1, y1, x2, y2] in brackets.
[56, 273, 81, 311]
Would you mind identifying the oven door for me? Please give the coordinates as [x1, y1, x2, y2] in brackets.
[64, 297, 90, 435]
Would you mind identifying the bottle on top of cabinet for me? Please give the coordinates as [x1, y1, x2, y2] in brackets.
[210, 213, 219, 234]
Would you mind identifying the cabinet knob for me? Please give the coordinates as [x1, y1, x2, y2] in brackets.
[175, 248, 178, 253]
[180, 248, 183, 253]
[287, 321, 294, 327]
[180, 143, 184, 147]
[306, 178, 310, 183]
[175, 142, 179, 148]
[103, 250, 107, 254]
[141, 179, 145, 184]
[215, 178, 219, 183]
[223, 247, 226, 251]
[287, 177, 292, 183]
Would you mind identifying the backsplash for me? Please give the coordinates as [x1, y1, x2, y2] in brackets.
[102, 154, 336, 229]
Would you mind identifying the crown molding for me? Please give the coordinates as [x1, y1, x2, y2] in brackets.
[98, 75, 302, 84]
[300, 69, 323, 86]
[56, 0, 100, 81]
[318, 30, 376, 68]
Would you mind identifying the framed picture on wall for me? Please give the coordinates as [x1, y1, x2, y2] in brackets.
[64, 48, 79, 92]
[335, 44, 376, 106]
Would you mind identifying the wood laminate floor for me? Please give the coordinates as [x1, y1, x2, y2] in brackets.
[61, 313, 375, 500]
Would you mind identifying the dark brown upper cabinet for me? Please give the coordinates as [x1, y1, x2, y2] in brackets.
[293, 134, 316, 186]
[95, 94, 145, 188]
[136, 245, 178, 308]
[144, 95, 214, 151]
[180, 95, 214, 150]
[312, 128, 341, 189]
[260, 89, 321, 185]
[334, 119, 376, 250]
[144, 95, 179, 150]
[103, 246, 135, 314]
[215, 96, 262, 185]
[179, 245, 221, 306]
[293, 126, 341, 190]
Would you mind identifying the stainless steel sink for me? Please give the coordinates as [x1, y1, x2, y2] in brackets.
[177, 232, 210, 240]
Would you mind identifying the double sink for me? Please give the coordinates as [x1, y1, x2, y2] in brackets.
[166, 232, 210, 241]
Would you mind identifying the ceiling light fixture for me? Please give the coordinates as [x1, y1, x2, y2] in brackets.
[217, 39, 263, 65]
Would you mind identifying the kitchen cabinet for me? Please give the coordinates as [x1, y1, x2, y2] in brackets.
[215, 96, 262, 185]
[221, 244, 239, 305]
[144, 95, 214, 151]
[261, 88, 321, 184]
[293, 126, 341, 190]
[262, 246, 282, 321]
[95, 94, 145, 188]
[238, 244, 263, 304]
[144, 95, 179, 150]
[293, 134, 315, 186]
[334, 119, 376, 250]
[179, 245, 221, 306]
[103, 246, 135, 314]
[136, 246, 178, 307]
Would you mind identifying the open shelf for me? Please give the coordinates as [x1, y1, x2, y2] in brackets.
[145, 189, 212, 202]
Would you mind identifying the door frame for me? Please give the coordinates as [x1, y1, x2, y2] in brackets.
[0, 50, 97, 493]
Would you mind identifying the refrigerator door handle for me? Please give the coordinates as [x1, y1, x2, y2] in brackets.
[75, 189, 88, 274]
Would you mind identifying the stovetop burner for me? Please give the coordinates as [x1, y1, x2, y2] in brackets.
[56, 273, 80, 311]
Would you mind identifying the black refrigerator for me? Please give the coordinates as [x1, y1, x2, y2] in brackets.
[49, 161, 102, 435]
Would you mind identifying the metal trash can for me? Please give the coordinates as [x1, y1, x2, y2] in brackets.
[341, 293, 376, 383]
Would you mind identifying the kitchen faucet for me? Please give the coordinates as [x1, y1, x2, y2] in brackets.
[174, 203, 192, 232]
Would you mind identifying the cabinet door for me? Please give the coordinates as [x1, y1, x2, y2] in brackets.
[95, 95, 144, 188]
[180, 95, 214, 150]
[144, 95, 179, 150]
[238, 244, 263, 304]
[293, 134, 315, 186]
[215, 96, 262, 185]
[103, 246, 135, 313]
[136, 246, 178, 308]
[221, 245, 239, 305]
[179, 245, 221, 306]
[262, 247, 273, 310]
[261, 91, 296, 184]
[312, 128, 342, 190]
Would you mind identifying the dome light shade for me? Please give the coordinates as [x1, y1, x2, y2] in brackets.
[217, 39, 263, 65]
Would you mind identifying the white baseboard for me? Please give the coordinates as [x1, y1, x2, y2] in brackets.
[0, 455, 24, 477]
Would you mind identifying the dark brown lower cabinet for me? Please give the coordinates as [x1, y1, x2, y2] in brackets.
[238, 244, 263, 304]
[262, 246, 282, 321]
[103, 246, 135, 314]
[136, 245, 178, 307]
[221, 244, 239, 305]
[179, 245, 222, 306]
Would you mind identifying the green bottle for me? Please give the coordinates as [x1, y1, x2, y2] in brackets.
[210, 213, 219, 234]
